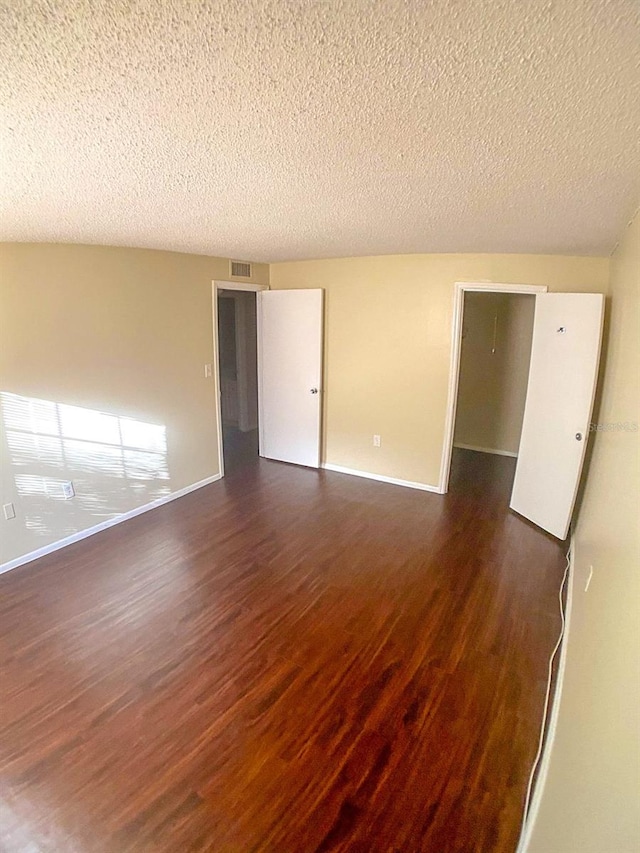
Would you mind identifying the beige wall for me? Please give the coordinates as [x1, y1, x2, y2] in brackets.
[0, 243, 268, 565]
[270, 254, 608, 486]
[529, 212, 640, 852]
[454, 292, 535, 455]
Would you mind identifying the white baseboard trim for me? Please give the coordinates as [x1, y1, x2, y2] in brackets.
[322, 463, 440, 493]
[516, 534, 575, 852]
[0, 473, 223, 576]
[454, 442, 518, 458]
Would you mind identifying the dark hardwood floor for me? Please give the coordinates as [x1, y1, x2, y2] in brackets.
[0, 450, 566, 853]
[221, 425, 259, 474]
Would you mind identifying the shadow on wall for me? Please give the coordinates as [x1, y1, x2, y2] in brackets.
[1, 392, 170, 539]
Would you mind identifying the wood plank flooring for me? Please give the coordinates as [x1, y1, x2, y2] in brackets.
[0, 450, 567, 853]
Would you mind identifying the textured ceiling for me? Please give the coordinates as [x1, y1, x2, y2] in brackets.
[1, 0, 639, 262]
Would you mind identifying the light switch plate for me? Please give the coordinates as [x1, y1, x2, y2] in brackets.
[3, 502, 16, 520]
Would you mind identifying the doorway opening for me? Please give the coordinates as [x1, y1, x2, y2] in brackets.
[451, 290, 536, 493]
[213, 282, 324, 477]
[216, 288, 260, 474]
[439, 283, 547, 496]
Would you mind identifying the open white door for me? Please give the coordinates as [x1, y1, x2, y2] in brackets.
[510, 293, 604, 539]
[258, 289, 323, 468]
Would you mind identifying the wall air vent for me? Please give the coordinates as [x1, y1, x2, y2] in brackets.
[230, 260, 252, 278]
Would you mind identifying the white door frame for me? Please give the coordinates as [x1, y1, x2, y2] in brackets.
[212, 280, 269, 478]
[438, 282, 548, 494]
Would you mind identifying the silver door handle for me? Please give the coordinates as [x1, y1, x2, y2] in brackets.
[575, 432, 583, 441]
[310, 388, 319, 394]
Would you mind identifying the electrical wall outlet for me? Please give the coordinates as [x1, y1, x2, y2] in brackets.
[62, 481, 75, 500]
[3, 502, 16, 520]
[373, 435, 381, 447]
[204, 363, 212, 378]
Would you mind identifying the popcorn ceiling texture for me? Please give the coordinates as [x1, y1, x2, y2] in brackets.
[1, 0, 638, 262]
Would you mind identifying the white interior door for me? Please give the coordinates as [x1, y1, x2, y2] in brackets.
[258, 289, 323, 468]
[510, 292, 604, 539]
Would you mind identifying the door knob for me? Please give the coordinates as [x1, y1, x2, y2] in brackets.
[575, 432, 583, 441]
[310, 388, 319, 394]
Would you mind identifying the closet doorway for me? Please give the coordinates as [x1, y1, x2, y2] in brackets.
[440, 283, 604, 540]
[453, 291, 536, 463]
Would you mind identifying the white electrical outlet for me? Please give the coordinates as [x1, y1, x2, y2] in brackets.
[62, 481, 75, 500]
[3, 502, 16, 520]
[585, 565, 594, 592]
[204, 363, 212, 378]
[373, 435, 381, 447]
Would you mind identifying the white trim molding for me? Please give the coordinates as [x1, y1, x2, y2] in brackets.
[322, 462, 439, 493]
[211, 282, 226, 479]
[0, 474, 222, 576]
[438, 281, 548, 494]
[454, 442, 518, 458]
[213, 279, 269, 292]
